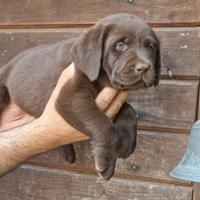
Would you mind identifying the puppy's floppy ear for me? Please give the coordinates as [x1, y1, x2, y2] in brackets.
[71, 25, 110, 82]
[154, 39, 161, 86]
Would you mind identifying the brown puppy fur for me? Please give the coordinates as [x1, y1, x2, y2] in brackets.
[0, 14, 161, 180]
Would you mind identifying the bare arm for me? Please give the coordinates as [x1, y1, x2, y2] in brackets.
[0, 119, 83, 175]
[0, 63, 128, 175]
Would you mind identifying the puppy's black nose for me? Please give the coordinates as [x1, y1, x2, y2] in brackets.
[135, 63, 150, 75]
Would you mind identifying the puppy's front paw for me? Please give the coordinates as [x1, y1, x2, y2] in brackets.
[94, 145, 117, 180]
[114, 104, 137, 159]
[92, 128, 118, 180]
[116, 125, 137, 159]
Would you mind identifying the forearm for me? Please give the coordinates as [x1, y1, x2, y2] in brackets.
[0, 119, 88, 175]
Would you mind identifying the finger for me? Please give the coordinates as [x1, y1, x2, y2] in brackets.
[95, 87, 119, 112]
[105, 91, 128, 119]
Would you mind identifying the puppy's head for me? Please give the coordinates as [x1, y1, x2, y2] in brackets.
[71, 13, 161, 90]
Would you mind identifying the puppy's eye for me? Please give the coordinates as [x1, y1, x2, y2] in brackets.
[146, 42, 155, 51]
[114, 42, 128, 51]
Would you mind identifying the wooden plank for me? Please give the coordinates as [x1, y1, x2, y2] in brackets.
[193, 183, 200, 200]
[0, 165, 193, 200]
[0, 28, 199, 78]
[128, 80, 198, 132]
[0, 29, 81, 67]
[0, 0, 200, 26]
[31, 131, 190, 184]
[157, 28, 200, 78]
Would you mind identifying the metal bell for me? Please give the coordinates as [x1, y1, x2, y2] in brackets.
[170, 120, 200, 182]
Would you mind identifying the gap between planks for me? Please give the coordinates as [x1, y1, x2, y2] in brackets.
[26, 160, 192, 188]
[0, 22, 200, 29]
[138, 126, 190, 134]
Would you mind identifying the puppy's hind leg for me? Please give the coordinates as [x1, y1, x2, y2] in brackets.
[0, 86, 9, 112]
[59, 144, 76, 163]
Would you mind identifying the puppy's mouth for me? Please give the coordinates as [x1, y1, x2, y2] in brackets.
[111, 76, 155, 90]
[110, 68, 156, 90]
[111, 79, 147, 90]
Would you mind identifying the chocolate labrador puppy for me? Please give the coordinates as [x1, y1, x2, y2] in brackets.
[0, 14, 160, 180]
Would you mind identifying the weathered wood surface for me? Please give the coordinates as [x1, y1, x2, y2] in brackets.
[128, 80, 198, 132]
[193, 183, 200, 200]
[0, 165, 193, 200]
[0, 28, 200, 78]
[0, 0, 200, 26]
[31, 131, 189, 184]
[157, 27, 200, 78]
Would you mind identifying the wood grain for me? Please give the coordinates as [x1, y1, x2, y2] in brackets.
[0, 165, 193, 200]
[193, 183, 200, 200]
[128, 80, 198, 132]
[0, 0, 200, 27]
[30, 131, 189, 184]
[157, 27, 200, 78]
[0, 28, 199, 78]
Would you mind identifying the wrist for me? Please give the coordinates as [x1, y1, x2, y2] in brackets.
[37, 114, 89, 146]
